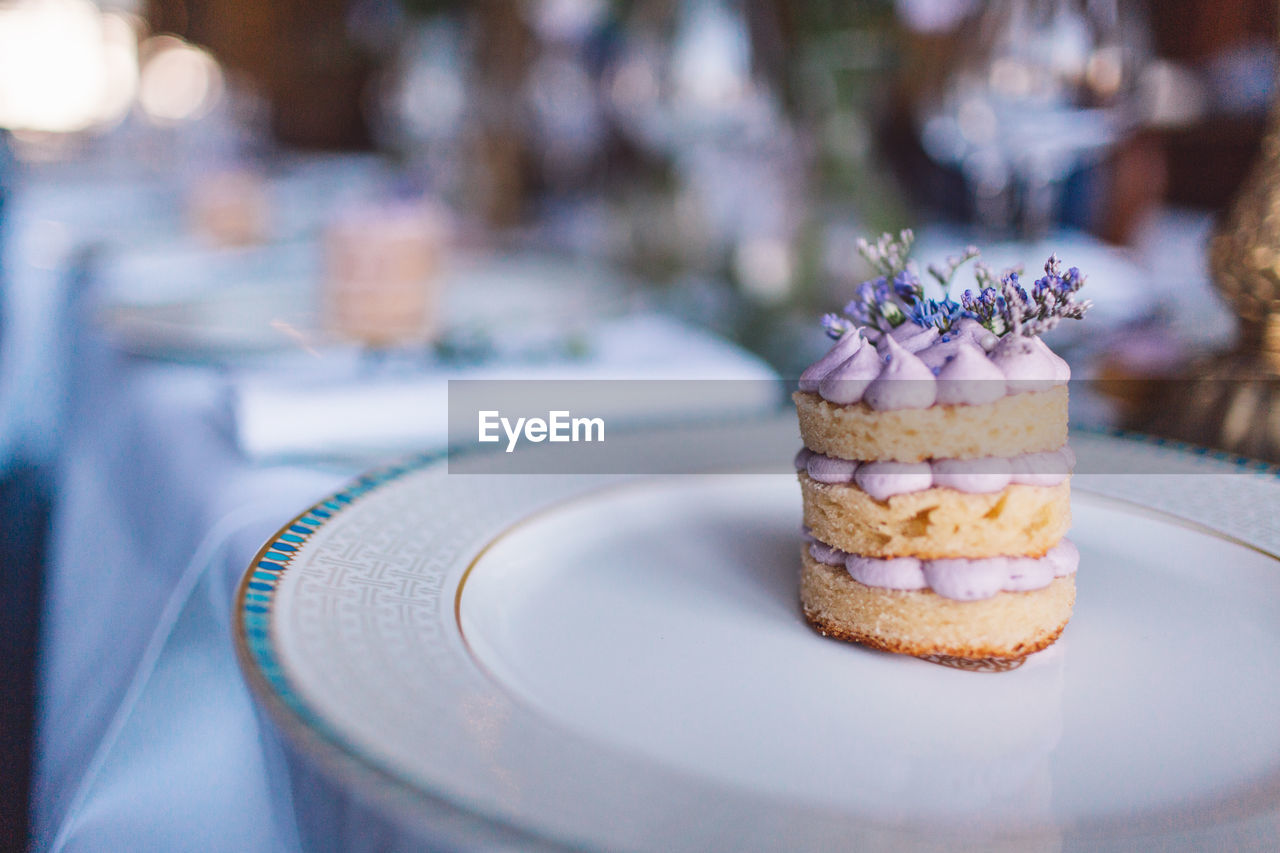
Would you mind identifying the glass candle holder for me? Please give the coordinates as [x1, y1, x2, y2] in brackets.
[321, 200, 445, 348]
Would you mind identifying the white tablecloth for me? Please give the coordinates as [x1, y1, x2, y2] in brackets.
[35, 331, 342, 851]
[34, 309, 779, 851]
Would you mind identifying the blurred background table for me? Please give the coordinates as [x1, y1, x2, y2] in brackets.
[24, 156, 783, 853]
[35, 231, 783, 853]
[1, 0, 1277, 850]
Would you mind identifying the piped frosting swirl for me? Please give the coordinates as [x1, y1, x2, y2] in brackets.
[863, 334, 938, 410]
[807, 538, 1078, 600]
[794, 446, 1073, 497]
[801, 321, 1069, 410]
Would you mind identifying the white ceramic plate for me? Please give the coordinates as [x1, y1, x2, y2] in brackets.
[236, 422, 1280, 851]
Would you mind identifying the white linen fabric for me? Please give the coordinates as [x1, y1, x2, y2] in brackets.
[35, 332, 343, 851]
[234, 313, 780, 461]
[36, 312, 779, 851]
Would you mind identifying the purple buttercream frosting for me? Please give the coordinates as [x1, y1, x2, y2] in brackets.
[935, 343, 1007, 406]
[1008, 449, 1071, 486]
[1042, 539, 1079, 577]
[808, 541, 847, 566]
[818, 336, 883, 405]
[1035, 335, 1072, 382]
[799, 331, 863, 392]
[854, 460, 933, 499]
[916, 337, 968, 373]
[807, 454, 859, 484]
[952, 317, 999, 351]
[887, 322, 940, 353]
[846, 554, 928, 590]
[930, 456, 1014, 493]
[923, 557, 1010, 600]
[800, 448, 1073, 496]
[1000, 556, 1055, 591]
[864, 334, 937, 410]
[988, 334, 1062, 393]
[801, 321, 1068, 408]
[810, 539, 1076, 600]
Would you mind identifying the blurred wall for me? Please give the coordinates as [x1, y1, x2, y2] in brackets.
[1149, 0, 1278, 209]
[149, 0, 375, 149]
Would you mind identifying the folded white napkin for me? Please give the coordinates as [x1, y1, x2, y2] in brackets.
[233, 314, 781, 461]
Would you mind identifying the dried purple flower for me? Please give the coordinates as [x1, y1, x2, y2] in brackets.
[820, 235, 1089, 342]
[821, 313, 855, 340]
[893, 270, 923, 301]
[907, 295, 969, 332]
[927, 245, 980, 289]
[983, 255, 1092, 337]
[843, 275, 905, 330]
[856, 229, 915, 278]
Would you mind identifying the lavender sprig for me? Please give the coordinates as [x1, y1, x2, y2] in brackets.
[1019, 254, 1092, 336]
[856, 229, 915, 278]
[842, 276, 905, 331]
[821, 313, 856, 340]
[822, 233, 1091, 342]
[908, 295, 966, 332]
[927, 245, 980, 290]
[960, 255, 1092, 337]
[892, 270, 924, 302]
[960, 283, 1008, 336]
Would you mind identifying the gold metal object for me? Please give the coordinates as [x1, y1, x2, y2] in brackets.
[1129, 68, 1280, 461]
[1210, 103, 1280, 370]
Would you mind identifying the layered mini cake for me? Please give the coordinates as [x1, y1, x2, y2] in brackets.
[795, 232, 1090, 662]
